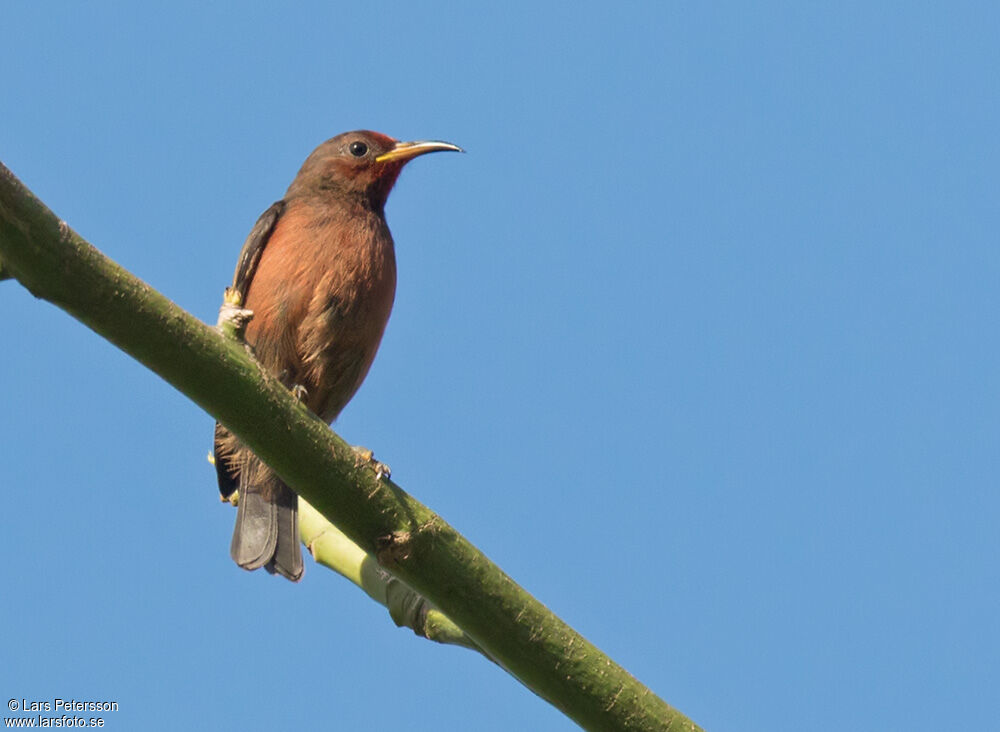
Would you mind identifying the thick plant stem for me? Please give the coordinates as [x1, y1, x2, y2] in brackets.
[0, 161, 702, 732]
[298, 499, 480, 651]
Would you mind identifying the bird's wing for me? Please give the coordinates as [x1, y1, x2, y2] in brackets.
[230, 200, 286, 301]
[215, 200, 285, 501]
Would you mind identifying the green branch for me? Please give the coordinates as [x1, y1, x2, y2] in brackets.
[0, 161, 701, 732]
[298, 499, 480, 651]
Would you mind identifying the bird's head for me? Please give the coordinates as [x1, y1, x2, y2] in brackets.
[288, 130, 462, 210]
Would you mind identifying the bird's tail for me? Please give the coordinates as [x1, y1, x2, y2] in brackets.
[230, 478, 304, 581]
[215, 423, 304, 582]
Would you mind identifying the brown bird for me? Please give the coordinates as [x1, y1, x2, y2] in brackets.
[213, 131, 461, 580]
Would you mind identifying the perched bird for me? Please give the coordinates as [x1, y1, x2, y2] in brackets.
[214, 131, 461, 580]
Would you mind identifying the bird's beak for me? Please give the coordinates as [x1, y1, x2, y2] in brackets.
[375, 140, 464, 164]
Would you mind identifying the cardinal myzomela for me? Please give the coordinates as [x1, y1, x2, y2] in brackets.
[213, 131, 461, 580]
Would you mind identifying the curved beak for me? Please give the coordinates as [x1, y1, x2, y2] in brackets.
[375, 140, 464, 164]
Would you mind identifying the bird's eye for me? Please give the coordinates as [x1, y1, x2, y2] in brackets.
[349, 141, 369, 157]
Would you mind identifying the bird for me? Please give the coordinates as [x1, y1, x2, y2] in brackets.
[213, 131, 461, 581]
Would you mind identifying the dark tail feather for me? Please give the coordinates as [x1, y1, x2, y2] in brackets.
[230, 480, 304, 582]
[230, 485, 278, 570]
[264, 485, 303, 581]
[217, 422, 303, 582]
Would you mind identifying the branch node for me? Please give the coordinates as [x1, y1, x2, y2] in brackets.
[375, 531, 413, 568]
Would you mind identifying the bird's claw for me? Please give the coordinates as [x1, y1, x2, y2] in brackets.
[223, 286, 243, 307]
[352, 446, 391, 481]
[217, 288, 254, 338]
[290, 384, 309, 402]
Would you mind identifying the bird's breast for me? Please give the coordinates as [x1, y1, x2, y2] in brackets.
[244, 200, 397, 421]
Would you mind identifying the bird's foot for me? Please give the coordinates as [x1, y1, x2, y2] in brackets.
[352, 446, 391, 481]
[223, 286, 243, 307]
[217, 287, 254, 339]
[290, 384, 309, 402]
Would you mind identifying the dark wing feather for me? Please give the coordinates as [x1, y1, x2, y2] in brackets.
[231, 200, 286, 300]
[215, 200, 285, 499]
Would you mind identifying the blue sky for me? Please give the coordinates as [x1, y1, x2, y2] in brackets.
[2, 2, 997, 730]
